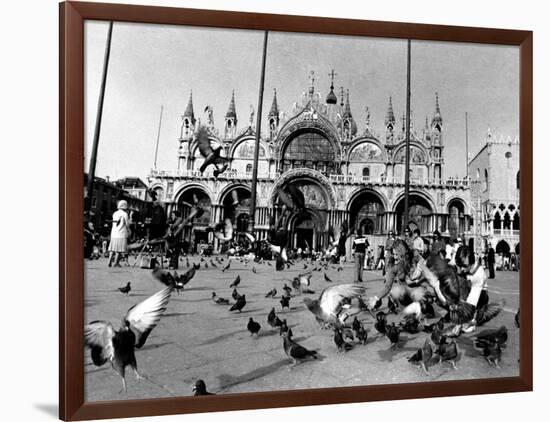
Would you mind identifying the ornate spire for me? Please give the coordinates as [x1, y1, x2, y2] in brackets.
[343, 89, 352, 118]
[183, 91, 195, 124]
[431, 92, 443, 128]
[339, 86, 345, 107]
[326, 69, 338, 104]
[308, 70, 315, 96]
[385, 96, 395, 127]
[268, 88, 279, 118]
[225, 90, 237, 118]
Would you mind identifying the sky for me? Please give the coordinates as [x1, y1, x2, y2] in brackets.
[84, 20, 519, 182]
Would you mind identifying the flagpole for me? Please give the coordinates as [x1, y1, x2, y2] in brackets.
[153, 105, 164, 169]
[465, 111, 469, 178]
[86, 21, 113, 213]
[248, 31, 269, 234]
[403, 39, 411, 232]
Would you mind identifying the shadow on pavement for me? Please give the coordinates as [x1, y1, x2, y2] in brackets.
[217, 359, 290, 391]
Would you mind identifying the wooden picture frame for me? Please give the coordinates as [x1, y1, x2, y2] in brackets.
[60, 1, 533, 420]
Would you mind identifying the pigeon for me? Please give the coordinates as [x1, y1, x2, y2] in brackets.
[474, 326, 508, 348]
[387, 296, 398, 314]
[193, 262, 200, 270]
[229, 295, 246, 312]
[232, 288, 241, 301]
[280, 295, 290, 310]
[229, 275, 240, 288]
[196, 125, 229, 176]
[176, 267, 196, 292]
[400, 315, 420, 334]
[386, 322, 400, 349]
[475, 298, 506, 326]
[193, 379, 215, 396]
[265, 288, 277, 298]
[252, 266, 257, 274]
[210, 260, 218, 268]
[351, 316, 361, 332]
[84, 286, 173, 393]
[303, 264, 308, 270]
[354, 324, 368, 345]
[267, 308, 283, 328]
[421, 297, 436, 319]
[408, 338, 433, 375]
[337, 266, 343, 272]
[324, 273, 333, 283]
[515, 308, 520, 328]
[279, 319, 292, 336]
[247, 317, 261, 336]
[482, 342, 503, 368]
[211, 292, 230, 305]
[303, 284, 366, 328]
[118, 282, 131, 295]
[222, 261, 231, 272]
[282, 330, 317, 365]
[374, 312, 388, 336]
[186, 258, 190, 268]
[435, 336, 459, 369]
[205, 262, 209, 269]
[334, 327, 354, 352]
[428, 319, 446, 345]
[282, 284, 292, 296]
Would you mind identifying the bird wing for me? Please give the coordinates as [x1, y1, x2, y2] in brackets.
[286, 184, 305, 210]
[319, 284, 366, 317]
[213, 155, 229, 165]
[84, 321, 115, 366]
[152, 267, 175, 287]
[476, 299, 505, 326]
[276, 188, 294, 209]
[196, 126, 213, 157]
[124, 286, 173, 349]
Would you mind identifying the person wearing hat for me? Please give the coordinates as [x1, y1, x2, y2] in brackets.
[402, 226, 414, 250]
[108, 200, 131, 267]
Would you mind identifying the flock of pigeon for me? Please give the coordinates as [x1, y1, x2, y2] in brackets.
[86, 253, 519, 396]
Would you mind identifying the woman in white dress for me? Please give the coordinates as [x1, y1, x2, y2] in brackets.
[108, 200, 130, 267]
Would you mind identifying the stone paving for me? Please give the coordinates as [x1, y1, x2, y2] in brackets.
[84, 255, 520, 402]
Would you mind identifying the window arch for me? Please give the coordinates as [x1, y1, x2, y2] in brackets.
[493, 212, 502, 230]
[362, 167, 370, 178]
[281, 130, 336, 175]
[245, 163, 252, 173]
[476, 168, 480, 180]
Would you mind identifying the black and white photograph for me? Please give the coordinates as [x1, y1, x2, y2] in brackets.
[82, 19, 521, 402]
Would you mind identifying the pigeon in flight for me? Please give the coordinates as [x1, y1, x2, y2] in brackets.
[84, 286, 173, 392]
[303, 284, 366, 328]
[196, 125, 228, 177]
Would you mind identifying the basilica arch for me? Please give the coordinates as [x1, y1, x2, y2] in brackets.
[173, 183, 213, 245]
[346, 188, 387, 235]
[392, 191, 436, 234]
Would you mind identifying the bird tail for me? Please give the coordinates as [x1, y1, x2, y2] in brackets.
[309, 350, 318, 359]
[448, 301, 476, 324]
[475, 299, 505, 326]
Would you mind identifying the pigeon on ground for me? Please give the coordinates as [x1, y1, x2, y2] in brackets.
[205, 262, 209, 269]
[186, 258, 190, 268]
[282, 284, 292, 296]
[386, 322, 400, 349]
[231, 288, 241, 301]
[267, 307, 283, 328]
[324, 273, 333, 283]
[229, 275, 240, 288]
[247, 317, 261, 336]
[351, 316, 361, 332]
[279, 319, 292, 337]
[429, 319, 446, 345]
[435, 336, 458, 369]
[282, 331, 317, 366]
[474, 326, 508, 348]
[374, 312, 388, 337]
[280, 295, 290, 310]
[265, 288, 277, 298]
[334, 327, 354, 352]
[354, 324, 368, 345]
[84, 286, 173, 393]
[193, 262, 200, 270]
[222, 261, 231, 272]
[482, 342, 503, 368]
[408, 338, 433, 375]
[210, 260, 217, 268]
[252, 266, 257, 274]
[193, 379, 215, 396]
[118, 282, 131, 295]
[229, 295, 246, 312]
[211, 292, 230, 305]
[387, 296, 398, 314]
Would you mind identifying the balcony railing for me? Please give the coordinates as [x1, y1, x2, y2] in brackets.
[150, 168, 470, 187]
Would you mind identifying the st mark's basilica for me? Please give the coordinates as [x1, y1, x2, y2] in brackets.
[148, 73, 472, 255]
